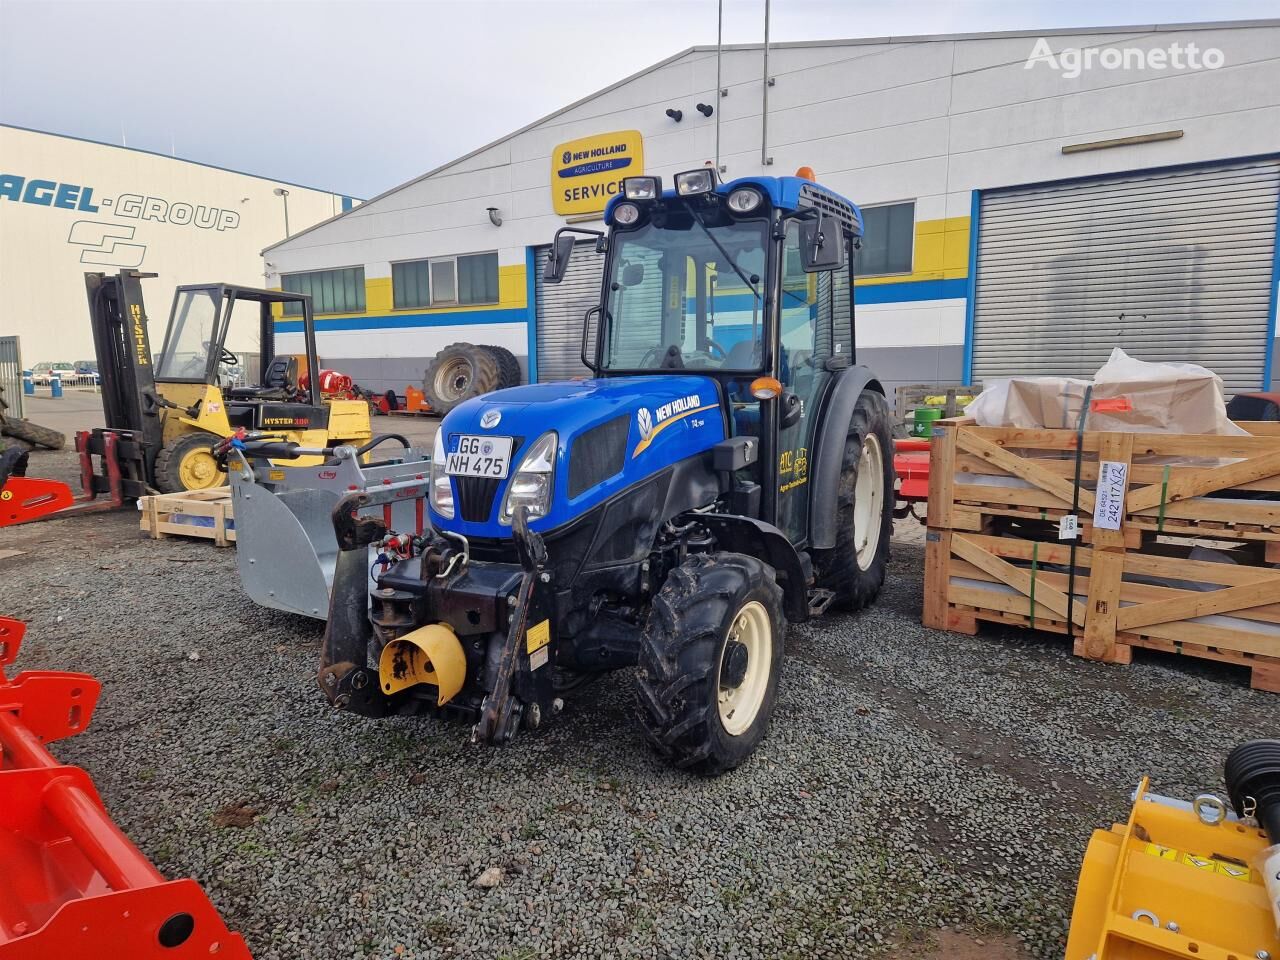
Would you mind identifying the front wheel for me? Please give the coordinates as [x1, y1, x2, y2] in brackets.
[814, 389, 895, 611]
[634, 553, 785, 776]
[154, 433, 225, 493]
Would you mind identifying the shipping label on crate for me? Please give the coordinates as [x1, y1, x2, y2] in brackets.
[1092, 460, 1129, 531]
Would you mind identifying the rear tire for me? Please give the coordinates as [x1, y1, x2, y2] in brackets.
[634, 553, 785, 775]
[481, 345, 521, 389]
[1, 417, 65, 451]
[423, 343, 501, 415]
[815, 390, 895, 611]
[154, 433, 225, 493]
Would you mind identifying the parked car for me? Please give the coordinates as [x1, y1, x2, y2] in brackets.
[30, 362, 77, 386]
[75, 360, 100, 384]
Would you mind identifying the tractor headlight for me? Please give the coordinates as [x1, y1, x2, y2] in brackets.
[500, 431, 557, 525]
[726, 187, 763, 213]
[614, 202, 641, 226]
[430, 430, 454, 519]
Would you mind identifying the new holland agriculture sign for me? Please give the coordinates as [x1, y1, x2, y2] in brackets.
[552, 130, 644, 216]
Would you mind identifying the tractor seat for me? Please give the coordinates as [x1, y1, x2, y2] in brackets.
[224, 356, 298, 402]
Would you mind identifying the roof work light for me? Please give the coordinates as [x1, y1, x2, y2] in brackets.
[674, 169, 716, 196]
[623, 176, 661, 201]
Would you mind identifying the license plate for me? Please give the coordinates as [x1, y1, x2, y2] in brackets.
[445, 435, 514, 478]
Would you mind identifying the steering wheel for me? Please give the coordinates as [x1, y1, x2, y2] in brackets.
[704, 339, 728, 361]
[199, 341, 238, 366]
[638, 345, 670, 369]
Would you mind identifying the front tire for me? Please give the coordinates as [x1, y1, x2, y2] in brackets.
[154, 433, 225, 493]
[815, 389, 895, 611]
[634, 553, 785, 775]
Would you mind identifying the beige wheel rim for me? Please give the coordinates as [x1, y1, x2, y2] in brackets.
[716, 600, 772, 736]
[854, 433, 884, 570]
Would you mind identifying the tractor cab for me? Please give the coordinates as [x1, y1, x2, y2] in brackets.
[545, 169, 862, 546]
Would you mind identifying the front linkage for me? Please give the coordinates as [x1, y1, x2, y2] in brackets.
[317, 483, 559, 746]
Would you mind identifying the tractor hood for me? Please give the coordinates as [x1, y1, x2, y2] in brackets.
[431, 376, 726, 538]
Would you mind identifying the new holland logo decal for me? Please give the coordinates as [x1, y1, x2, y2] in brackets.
[632, 394, 716, 458]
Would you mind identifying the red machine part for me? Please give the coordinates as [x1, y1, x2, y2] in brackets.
[0, 617, 252, 959]
[893, 437, 931, 514]
[0, 431, 133, 528]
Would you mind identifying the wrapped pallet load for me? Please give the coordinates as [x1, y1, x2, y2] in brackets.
[967, 348, 1247, 435]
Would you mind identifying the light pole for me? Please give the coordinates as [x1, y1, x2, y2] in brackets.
[273, 187, 291, 237]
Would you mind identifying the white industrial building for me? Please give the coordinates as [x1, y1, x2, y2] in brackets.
[0, 124, 357, 368]
[264, 20, 1280, 396]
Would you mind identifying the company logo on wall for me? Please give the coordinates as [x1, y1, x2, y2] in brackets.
[0, 173, 243, 267]
[551, 131, 644, 217]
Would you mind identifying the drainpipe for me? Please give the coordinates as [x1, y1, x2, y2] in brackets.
[760, 0, 773, 167]
[715, 0, 724, 173]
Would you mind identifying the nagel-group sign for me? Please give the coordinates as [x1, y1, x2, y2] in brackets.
[551, 130, 644, 216]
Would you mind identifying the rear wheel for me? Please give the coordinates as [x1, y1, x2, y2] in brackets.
[815, 389, 895, 611]
[634, 553, 785, 775]
[423, 343, 501, 415]
[0, 417, 65, 451]
[154, 433, 225, 493]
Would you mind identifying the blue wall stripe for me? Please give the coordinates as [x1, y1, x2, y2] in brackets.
[961, 189, 982, 385]
[277, 306, 528, 334]
[278, 278, 969, 337]
[524, 246, 539, 382]
[856, 277, 968, 305]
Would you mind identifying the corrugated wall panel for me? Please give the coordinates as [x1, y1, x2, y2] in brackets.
[533, 243, 605, 382]
[971, 159, 1280, 391]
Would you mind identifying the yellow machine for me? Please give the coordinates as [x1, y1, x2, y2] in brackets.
[86, 271, 371, 493]
[1067, 740, 1280, 960]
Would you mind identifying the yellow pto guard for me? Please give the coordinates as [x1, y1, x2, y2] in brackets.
[1067, 776, 1280, 960]
[377, 623, 467, 706]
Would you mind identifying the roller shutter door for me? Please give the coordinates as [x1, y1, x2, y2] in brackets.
[534, 242, 605, 382]
[971, 158, 1280, 392]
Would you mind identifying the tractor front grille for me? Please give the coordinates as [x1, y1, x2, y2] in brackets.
[453, 435, 524, 523]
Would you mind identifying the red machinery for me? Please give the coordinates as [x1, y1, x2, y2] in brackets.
[893, 437, 931, 521]
[0, 617, 252, 958]
[0, 431, 144, 527]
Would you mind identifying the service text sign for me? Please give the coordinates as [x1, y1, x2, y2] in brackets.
[551, 130, 644, 216]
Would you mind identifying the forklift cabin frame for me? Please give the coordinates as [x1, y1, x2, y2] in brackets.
[153, 284, 320, 407]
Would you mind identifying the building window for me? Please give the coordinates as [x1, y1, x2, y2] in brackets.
[858, 201, 914, 276]
[392, 252, 500, 309]
[392, 260, 431, 309]
[281, 267, 365, 315]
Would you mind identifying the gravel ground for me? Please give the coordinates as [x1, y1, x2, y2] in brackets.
[3, 446, 1277, 960]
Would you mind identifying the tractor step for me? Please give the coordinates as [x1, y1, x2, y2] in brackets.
[807, 588, 836, 617]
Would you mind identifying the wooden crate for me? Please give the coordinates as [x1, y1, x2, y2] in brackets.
[923, 417, 1280, 692]
[139, 489, 235, 547]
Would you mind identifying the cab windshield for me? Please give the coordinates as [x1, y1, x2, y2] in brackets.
[156, 288, 224, 380]
[601, 211, 768, 371]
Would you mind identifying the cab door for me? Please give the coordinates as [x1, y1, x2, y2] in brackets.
[774, 220, 852, 545]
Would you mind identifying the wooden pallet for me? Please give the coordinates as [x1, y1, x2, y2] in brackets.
[139, 489, 235, 546]
[923, 417, 1280, 692]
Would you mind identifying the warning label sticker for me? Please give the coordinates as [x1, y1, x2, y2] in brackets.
[526, 619, 550, 654]
[1142, 843, 1252, 882]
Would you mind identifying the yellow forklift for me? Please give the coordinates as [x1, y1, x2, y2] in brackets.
[85, 270, 371, 493]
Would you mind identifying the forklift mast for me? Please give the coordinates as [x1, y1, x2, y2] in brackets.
[84, 271, 165, 466]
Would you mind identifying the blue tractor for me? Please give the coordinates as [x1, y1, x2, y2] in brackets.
[316, 169, 896, 774]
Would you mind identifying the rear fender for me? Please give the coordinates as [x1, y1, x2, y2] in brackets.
[697, 513, 809, 623]
[809, 365, 883, 551]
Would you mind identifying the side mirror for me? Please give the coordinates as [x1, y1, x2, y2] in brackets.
[800, 214, 845, 273]
[621, 262, 645, 287]
[543, 234, 576, 284]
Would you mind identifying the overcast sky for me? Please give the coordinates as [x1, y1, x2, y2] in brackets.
[2, 0, 1278, 198]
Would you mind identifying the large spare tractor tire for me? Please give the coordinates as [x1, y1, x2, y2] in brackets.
[423, 343, 502, 415]
[1, 417, 66, 451]
[480, 345, 521, 389]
